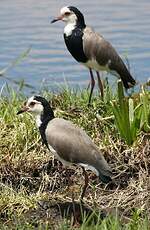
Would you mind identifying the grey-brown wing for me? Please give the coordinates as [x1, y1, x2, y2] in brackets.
[46, 118, 95, 162]
[45, 118, 111, 176]
[83, 27, 126, 71]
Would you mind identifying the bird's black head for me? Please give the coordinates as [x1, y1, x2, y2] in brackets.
[34, 96, 55, 122]
[17, 95, 54, 122]
[33, 96, 51, 109]
[68, 6, 86, 27]
[51, 6, 86, 29]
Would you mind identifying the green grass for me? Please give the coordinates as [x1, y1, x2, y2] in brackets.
[0, 83, 150, 229]
[111, 80, 150, 145]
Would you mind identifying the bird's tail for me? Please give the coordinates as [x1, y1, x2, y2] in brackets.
[117, 61, 136, 89]
[89, 149, 112, 184]
[96, 159, 112, 183]
[98, 170, 112, 183]
[120, 71, 136, 89]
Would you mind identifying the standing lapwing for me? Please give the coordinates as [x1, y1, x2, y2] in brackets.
[51, 6, 136, 104]
[17, 95, 112, 200]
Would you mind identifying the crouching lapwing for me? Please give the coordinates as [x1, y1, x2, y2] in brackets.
[51, 6, 136, 104]
[17, 95, 112, 200]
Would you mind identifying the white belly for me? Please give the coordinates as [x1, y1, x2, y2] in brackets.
[83, 59, 120, 78]
[83, 59, 109, 72]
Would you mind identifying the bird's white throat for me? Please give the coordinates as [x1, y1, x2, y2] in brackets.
[64, 22, 76, 36]
[35, 115, 42, 127]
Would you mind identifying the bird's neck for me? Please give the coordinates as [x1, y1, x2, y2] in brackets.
[35, 115, 43, 128]
[64, 21, 86, 37]
[36, 108, 54, 150]
[35, 107, 54, 128]
[64, 22, 76, 37]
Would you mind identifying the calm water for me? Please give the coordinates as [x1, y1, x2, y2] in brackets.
[0, 0, 150, 93]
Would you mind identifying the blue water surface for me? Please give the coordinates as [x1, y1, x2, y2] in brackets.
[0, 0, 150, 94]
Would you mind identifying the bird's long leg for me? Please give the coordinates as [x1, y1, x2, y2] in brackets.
[65, 168, 71, 186]
[88, 68, 95, 105]
[80, 167, 89, 202]
[96, 71, 104, 99]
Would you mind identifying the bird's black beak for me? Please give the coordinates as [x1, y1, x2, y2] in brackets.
[51, 16, 62, 23]
[17, 105, 29, 115]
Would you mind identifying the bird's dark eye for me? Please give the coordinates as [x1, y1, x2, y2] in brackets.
[30, 102, 36, 107]
[64, 12, 71, 16]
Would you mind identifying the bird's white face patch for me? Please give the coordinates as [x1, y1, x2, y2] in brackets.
[60, 6, 77, 36]
[60, 6, 71, 16]
[26, 96, 44, 115]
